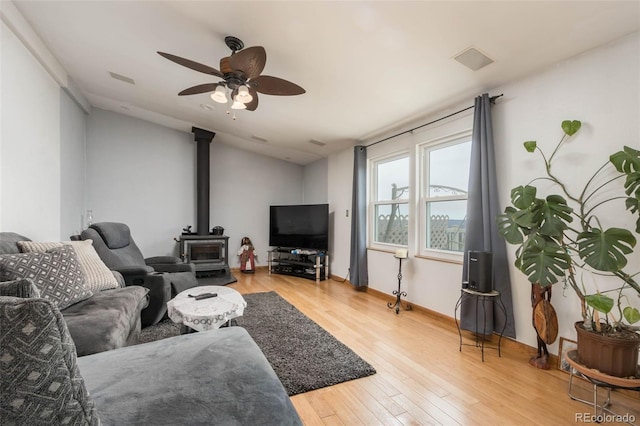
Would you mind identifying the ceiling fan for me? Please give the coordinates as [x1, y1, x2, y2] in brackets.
[158, 36, 305, 111]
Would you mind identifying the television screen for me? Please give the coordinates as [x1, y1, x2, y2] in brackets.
[269, 204, 329, 250]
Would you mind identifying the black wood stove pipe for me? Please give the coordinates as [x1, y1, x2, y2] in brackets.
[191, 127, 215, 235]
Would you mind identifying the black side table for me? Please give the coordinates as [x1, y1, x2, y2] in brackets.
[454, 288, 507, 361]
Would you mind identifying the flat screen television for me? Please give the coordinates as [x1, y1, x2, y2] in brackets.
[269, 204, 329, 250]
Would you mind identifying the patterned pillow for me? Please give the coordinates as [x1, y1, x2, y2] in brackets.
[0, 246, 92, 310]
[0, 278, 41, 298]
[18, 240, 119, 292]
[0, 297, 100, 424]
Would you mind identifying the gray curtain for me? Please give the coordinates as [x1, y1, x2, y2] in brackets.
[349, 145, 368, 288]
[460, 94, 516, 338]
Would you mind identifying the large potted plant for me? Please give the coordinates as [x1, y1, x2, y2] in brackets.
[497, 120, 640, 377]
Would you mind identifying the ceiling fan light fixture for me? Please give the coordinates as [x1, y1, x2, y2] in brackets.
[210, 86, 227, 103]
[236, 85, 253, 103]
[159, 35, 305, 113]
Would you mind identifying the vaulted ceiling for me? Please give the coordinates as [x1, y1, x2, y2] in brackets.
[11, 1, 640, 165]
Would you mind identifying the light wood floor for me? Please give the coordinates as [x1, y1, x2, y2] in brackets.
[227, 270, 640, 425]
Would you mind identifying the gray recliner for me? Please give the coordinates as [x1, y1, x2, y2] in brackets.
[81, 222, 198, 327]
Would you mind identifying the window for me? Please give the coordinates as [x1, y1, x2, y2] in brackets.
[370, 154, 409, 247]
[419, 134, 471, 255]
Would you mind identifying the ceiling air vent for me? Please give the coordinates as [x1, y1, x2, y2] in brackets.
[308, 139, 326, 147]
[250, 135, 269, 144]
[109, 71, 136, 85]
[453, 47, 493, 71]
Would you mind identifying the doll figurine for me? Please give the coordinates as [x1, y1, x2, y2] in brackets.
[237, 236, 255, 273]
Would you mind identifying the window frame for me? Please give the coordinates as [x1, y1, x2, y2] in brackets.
[368, 151, 410, 250]
[417, 130, 472, 261]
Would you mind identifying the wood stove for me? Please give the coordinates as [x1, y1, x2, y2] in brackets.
[180, 235, 229, 276]
[175, 127, 232, 277]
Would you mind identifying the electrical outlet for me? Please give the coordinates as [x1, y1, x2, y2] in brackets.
[346, 209, 349, 217]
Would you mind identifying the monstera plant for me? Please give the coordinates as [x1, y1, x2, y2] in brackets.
[497, 120, 640, 376]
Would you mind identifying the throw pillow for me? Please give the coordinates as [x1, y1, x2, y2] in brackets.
[0, 246, 92, 310]
[0, 297, 100, 424]
[0, 278, 41, 298]
[17, 240, 119, 292]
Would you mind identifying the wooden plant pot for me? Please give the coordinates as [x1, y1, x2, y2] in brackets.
[575, 321, 640, 378]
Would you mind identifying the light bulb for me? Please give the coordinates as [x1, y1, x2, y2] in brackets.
[231, 97, 246, 110]
[210, 86, 227, 103]
[235, 85, 253, 103]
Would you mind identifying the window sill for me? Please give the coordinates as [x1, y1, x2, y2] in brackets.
[415, 253, 463, 265]
[367, 247, 464, 265]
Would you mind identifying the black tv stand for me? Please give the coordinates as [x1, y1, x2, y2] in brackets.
[268, 248, 329, 282]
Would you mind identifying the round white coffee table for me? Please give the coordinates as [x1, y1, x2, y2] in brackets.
[167, 285, 247, 332]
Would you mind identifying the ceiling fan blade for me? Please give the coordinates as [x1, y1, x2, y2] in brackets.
[245, 88, 259, 111]
[158, 52, 223, 78]
[228, 46, 266, 80]
[251, 75, 305, 96]
[178, 83, 220, 96]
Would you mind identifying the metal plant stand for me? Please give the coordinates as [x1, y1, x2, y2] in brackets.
[454, 288, 507, 361]
[387, 256, 411, 314]
[566, 349, 640, 424]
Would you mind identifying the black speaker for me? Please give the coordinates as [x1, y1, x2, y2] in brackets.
[467, 251, 493, 293]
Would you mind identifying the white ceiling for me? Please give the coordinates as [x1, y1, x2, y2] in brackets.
[10, 1, 640, 165]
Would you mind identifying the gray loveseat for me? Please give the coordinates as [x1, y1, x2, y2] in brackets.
[0, 281, 302, 425]
[0, 232, 149, 356]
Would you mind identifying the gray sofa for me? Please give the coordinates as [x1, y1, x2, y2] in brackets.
[0, 281, 302, 425]
[0, 232, 149, 356]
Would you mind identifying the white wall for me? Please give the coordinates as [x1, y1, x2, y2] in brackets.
[328, 32, 640, 353]
[85, 108, 304, 263]
[327, 147, 355, 278]
[60, 89, 87, 238]
[302, 157, 328, 204]
[1, 21, 61, 240]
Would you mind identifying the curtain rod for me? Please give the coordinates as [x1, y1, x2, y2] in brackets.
[365, 93, 503, 148]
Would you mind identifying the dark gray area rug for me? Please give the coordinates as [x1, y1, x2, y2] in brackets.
[196, 269, 237, 286]
[138, 291, 376, 395]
